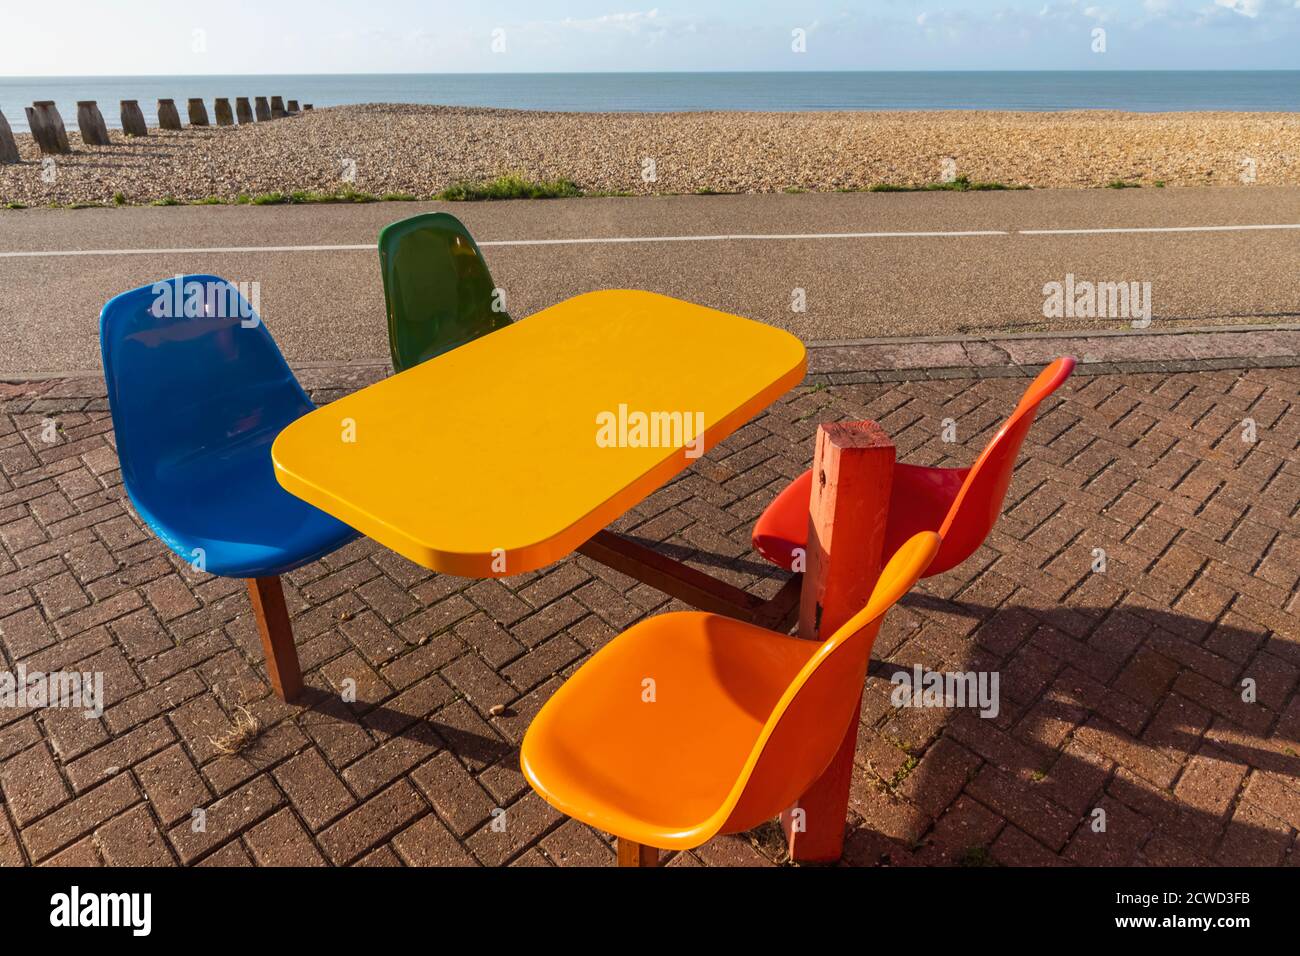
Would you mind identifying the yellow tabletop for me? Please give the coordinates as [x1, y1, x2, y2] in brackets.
[272, 290, 807, 577]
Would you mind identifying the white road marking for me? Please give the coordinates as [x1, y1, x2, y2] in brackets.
[0, 222, 1297, 258]
[1020, 223, 1300, 235]
[0, 244, 374, 258]
[480, 230, 1009, 245]
[0, 230, 1006, 258]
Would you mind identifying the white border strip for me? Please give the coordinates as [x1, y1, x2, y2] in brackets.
[0, 244, 373, 258]
[480, 230, 1009, 245]
[0, 229, 1007, 258]
[1020, 223, 1300, 235]
[2, 222, 1298, 258]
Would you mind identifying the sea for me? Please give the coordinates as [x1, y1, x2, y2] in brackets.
[2, 71, 1297, 133]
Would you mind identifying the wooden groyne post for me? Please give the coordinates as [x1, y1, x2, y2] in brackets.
[214, 98, 234, 126]
[287, 99, 299, 113]
[303, 104, 313, 111]
[254, 96, 271, 122]
[157, 99, 182, 130]
[235, 97, 254, 124]
[26, 102, 70, 154]
[120, 100, 148, 136]
[270, 96, 286, 119]
[0, 110, 19, 164]
[187, 98, 210, 126]
[36, 102, 71, 152]
[24, 108, 51, 153]
[76, 101, 111, 146]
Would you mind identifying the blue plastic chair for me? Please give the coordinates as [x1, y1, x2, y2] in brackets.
[100, 275, 359, 700]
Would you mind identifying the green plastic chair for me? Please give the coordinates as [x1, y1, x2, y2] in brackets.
[377, 212, 511, 372]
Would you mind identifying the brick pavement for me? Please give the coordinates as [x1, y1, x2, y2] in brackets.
[0, 346, 1297, 867]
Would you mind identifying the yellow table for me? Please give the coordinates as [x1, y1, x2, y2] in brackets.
[272, 290, 807, 582]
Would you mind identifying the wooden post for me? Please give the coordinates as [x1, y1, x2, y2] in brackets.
[286, 99, 299, 113]
[31, 102, 70, 153]
[76, 101, 111, 146]
[25, 107, 50, 154]
[187, 98, 210, 126]
[35, 102, 70, 152]
[120, 100, 148, 137]
[302, 104, 313, 111]
[213, 98, 234, 126]
[270, 96, 287, 119]
[245, 576, 304, 702]
[157, 99, 182, 130]
[235, 97, 254, 124]
[782, 421, 895, 863]
[26, 106, 61, 155]
[254, 97, 271, 122]
[617, 838, 659, 867]
[0, 110, 19, 164]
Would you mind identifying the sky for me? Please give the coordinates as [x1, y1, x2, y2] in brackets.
[2, 0, 1299, 74]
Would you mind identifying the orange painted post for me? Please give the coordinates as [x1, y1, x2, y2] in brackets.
[783, 420, 895, 863]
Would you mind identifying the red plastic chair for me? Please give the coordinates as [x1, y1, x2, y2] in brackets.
[753, 358, 1075, 578]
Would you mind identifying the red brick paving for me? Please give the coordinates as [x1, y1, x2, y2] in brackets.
[0, 353, 1297, 867]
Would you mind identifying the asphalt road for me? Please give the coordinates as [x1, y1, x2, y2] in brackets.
[2, 187, 1299, 377]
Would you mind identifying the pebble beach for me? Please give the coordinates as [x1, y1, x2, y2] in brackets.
[2, 103, 1298, 206]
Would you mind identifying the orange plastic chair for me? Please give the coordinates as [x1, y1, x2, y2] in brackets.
[520, 530, 940, 864]
[753, 357, 1075, 579]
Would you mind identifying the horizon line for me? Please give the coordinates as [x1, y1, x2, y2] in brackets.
[4, 68, 1300, 80]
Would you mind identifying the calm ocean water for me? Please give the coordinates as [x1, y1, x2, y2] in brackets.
[3, 71, 1298, 132]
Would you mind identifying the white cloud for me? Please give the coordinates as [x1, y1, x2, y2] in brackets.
[1215, 0, 1263, 16]
[557, 9, 675, 36]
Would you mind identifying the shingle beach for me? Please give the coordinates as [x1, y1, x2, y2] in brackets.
[2, 103, 1298, 206]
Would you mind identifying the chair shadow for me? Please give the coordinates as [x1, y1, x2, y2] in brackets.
[842, 594, 1297, 866]
[259, 585, 1291, 867]
[291, 686, 512, 767]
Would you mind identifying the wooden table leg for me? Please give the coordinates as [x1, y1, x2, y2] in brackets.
[246, 576, 303, 703]
[782, 421, 895, 863]
[617, 838, 660, 867]
[577, 529, 801, 626]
